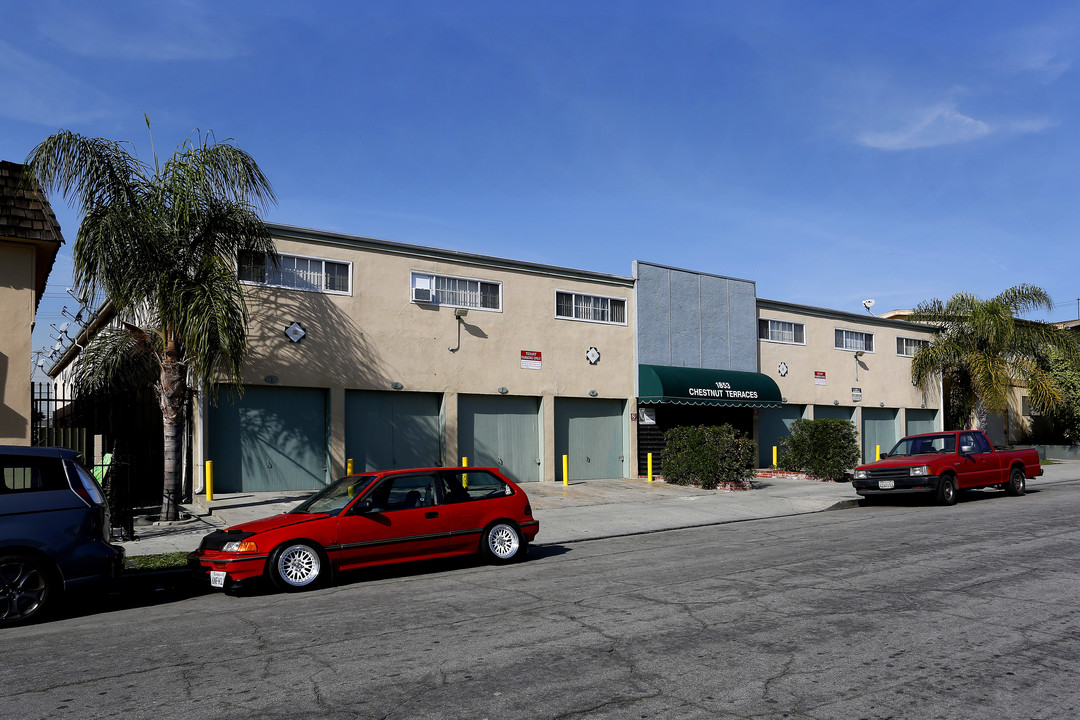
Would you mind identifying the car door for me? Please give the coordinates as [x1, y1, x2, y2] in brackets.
[334, 472, 449, 570]
[957, 432, 996, 488]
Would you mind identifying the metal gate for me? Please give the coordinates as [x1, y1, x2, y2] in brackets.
[458, 395, 540, 483]
[554, 398, 624, 480]
[345, 390, 442, 472]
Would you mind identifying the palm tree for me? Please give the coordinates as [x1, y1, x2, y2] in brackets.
[25, 119, 275, 520]
[909, 284, 1079, 433]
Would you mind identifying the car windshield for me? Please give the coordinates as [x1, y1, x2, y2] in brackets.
[289, 475, 377, 515]
[887, 434, 956, 457]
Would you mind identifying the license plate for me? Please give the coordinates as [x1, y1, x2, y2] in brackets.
[210, 571, 226, 588]
[878, 480, 895, 490]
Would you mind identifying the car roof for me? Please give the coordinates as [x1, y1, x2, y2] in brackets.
[0, 445, 78, 460]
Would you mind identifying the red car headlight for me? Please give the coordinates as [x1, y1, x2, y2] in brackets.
[222, 540, 259, 553]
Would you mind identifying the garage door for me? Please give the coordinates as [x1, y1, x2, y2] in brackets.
[208, 385, 329, 492]
[458, 395, 540, 484]
[555, 398, 625, 481]
[757, 405, 806, 467]
[862, 407, 899, 464]
[345, 390, 442, 472]
[905, 409, 938, 436]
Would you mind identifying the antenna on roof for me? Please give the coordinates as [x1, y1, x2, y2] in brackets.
[862, 298, 876, 315]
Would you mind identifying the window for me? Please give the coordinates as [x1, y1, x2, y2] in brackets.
[364, 473, 437, 513]
[239, 251, 351, 294]
[758, 319, 805, 344]
[555, 291, 627, 325]
[1022, 396, 1040, 417]
[834, 329, 874, 353]
[411, 272, 501, 310]
[1, 458, 68, 493]
[440, 470, 512, 503]
[896, 337, 929, 357]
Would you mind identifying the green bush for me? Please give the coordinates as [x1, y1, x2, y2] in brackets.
[778, 418, 861, 481]
[660, 424, 756, 489]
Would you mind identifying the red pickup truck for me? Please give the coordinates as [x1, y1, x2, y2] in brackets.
[852, 430, 1042, 505]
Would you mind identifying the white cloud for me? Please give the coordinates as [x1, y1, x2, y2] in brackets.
[35, 2, 248, 62]
[0, 41, 116, 126]
[857, 104, 992, 151]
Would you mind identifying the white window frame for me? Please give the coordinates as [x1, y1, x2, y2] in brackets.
[896, 336, 929, 357]
[410, 271, 502, 312]
[758, 318, 805, 345]
[554, 290, 628, 326]
[834, 328, 875, 353]
[239, 251, 352, 295]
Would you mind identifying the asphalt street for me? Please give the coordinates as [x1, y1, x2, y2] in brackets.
[4, 479, 1080, 719]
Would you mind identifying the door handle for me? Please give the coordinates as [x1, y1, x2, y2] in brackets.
[425, 511, 439, 519]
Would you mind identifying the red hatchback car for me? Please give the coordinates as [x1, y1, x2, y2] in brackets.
[188, 467, 539, 592]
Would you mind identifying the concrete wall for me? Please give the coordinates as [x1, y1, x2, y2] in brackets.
[213, 229, 637, 482]
[634, 261, 757, 372]
[0, 243, 35, 443]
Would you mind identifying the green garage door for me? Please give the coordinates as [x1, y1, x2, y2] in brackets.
[345, 390, 442, 472]
[862, 407, 899, 464]
[208, 385, 329, 492]
[905, 409, 938, 436]
[555, 398, 625, 481]
[458, 395, 540, 484]
[757, 405, 806, 467]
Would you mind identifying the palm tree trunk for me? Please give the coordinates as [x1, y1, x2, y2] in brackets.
[158, 353, 187, 521]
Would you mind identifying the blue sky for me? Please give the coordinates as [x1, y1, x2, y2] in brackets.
[4, 1, 1079, 373]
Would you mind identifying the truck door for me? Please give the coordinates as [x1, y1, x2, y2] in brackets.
[957, 432, 998, 488]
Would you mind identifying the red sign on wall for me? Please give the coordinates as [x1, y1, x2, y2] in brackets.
[521, 350, 542, 370]
[814, 371, 827, 386]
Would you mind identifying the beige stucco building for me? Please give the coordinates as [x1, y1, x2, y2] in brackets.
[756, 298, 942, 464]
[0, 162, 64, 444]
[197, 224, 637, 492]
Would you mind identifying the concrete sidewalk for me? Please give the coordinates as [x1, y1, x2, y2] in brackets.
[117, 461, 1080, 557]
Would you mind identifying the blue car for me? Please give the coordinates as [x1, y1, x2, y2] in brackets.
[0, 446, 124, 626]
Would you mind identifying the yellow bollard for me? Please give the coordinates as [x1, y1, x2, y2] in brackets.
[206, 460, 213, 502]
[347, 458, 353, 475]
[647, 453, 653, 482]
[876, 444, 881, 461]
[772, 445, 778, 469]
[461, 457, 468, 488]
[562, 454, 569, 486]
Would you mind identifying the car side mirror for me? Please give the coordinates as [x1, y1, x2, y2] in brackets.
[351, 498, 373, 514]
[960, 445, 974, 455]
[880, 452, 889, 459]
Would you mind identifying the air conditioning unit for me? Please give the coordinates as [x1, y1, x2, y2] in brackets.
[412, 287, 432, 303]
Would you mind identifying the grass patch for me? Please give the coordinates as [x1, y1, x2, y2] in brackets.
[125, 551, 189, 571]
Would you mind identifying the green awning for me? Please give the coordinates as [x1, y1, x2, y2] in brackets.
[638, 364, 782, 408]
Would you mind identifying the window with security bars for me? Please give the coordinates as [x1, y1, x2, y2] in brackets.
[411, 272, 501, 310]
[555, 291, 627, 324]
[896, 337, 929, 357]
[758, 319, 805, 344]
[834, 329, 874, 352]
[239, 251, 350, 294]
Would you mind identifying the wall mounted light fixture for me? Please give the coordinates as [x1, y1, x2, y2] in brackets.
[498, 387, 508, 394]
[588, 390, 598, 397]
[391, 381, 403, 390]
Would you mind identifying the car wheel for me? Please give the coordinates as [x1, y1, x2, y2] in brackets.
[937, 475, 958, 506]
[1005, 468, 1026, 497]
[0, 554, 52, 626]
[268, 542, 325, 591]
[482, 522, 524, 564]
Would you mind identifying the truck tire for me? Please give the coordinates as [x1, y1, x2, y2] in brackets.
[1005, 468, 1026, 497]
[937, 475, 958, 506]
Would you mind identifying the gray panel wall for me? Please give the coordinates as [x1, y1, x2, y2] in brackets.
[634, 261, 757, 372]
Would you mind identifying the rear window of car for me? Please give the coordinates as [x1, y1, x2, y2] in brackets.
[440, 470, 512, 503]
[0, 456, 70, 494]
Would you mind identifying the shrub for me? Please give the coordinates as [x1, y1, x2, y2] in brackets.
[660, 424, 756, 490]
[779, 418, 861, 481]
